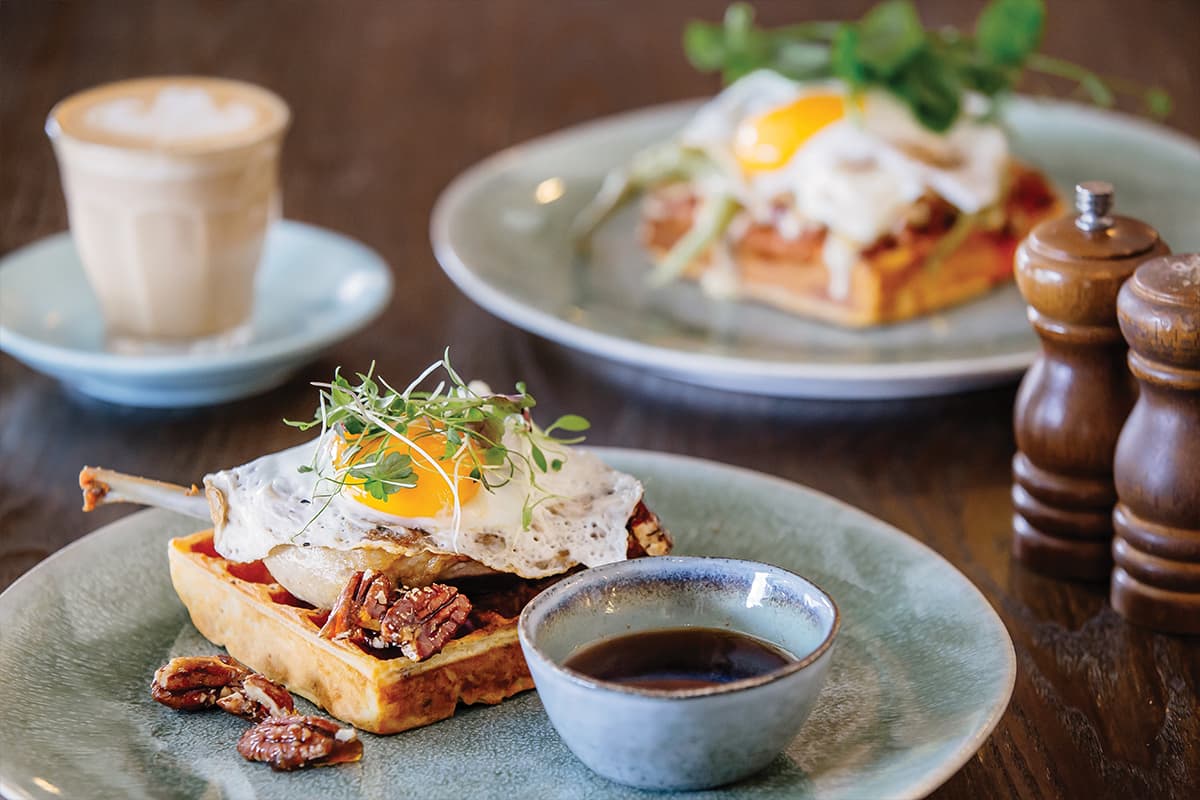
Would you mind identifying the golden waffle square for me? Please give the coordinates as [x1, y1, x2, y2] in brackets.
[168, 531, 535, 734]
[642, 162, 1062, 327]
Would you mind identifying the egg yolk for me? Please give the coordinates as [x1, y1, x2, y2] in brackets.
[733, 93, 850, 174]
[337, 422, 480, 518]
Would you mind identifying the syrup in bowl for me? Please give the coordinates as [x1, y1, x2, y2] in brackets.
[562, 626, 795, 691]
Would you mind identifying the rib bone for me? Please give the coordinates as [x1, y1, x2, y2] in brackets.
[79, 466, 216, 522]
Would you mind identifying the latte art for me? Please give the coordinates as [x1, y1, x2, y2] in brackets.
[85, 87, 259, 144]
[50, 76, 288, 154]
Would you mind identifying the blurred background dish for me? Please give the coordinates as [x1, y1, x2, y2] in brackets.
[0, 221, 392, 407]
[432, 97, 1200, 399]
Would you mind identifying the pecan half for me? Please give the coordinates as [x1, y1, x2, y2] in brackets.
[151, 655, 250, 711]
[626, 501, 672, 557]
[380, 584, 472, 661]
[237, 715, 363, 771]
[319, 570, 394, 644]
[216, 673, 296, 721]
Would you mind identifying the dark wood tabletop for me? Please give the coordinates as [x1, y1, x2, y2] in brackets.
[2, 1, 1198, 797]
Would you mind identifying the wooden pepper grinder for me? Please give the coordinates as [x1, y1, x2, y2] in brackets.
[1012, 181, 1170, 579]
[1110, 253, 1200, 633]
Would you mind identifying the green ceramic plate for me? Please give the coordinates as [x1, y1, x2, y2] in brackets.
[431, 99, 1200, 399]
[0, 449, 1013, 800]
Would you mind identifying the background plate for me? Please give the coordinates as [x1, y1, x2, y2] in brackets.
[432, 98, 1200, 399]
[0, 449, 1013, 800]
[0, 220, 393, 407]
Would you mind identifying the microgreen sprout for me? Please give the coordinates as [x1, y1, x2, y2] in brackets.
[285, 349, 591, 538]
[685, 0, 1172, 133]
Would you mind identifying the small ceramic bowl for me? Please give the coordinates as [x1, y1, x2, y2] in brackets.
[517, 556, 839, 791]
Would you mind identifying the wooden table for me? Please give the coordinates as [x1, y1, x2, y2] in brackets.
[2, 2, 1197, 797]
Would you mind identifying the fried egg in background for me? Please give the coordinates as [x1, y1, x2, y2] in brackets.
[204, 416, 643, 609]
[675, 70, 1010, 298]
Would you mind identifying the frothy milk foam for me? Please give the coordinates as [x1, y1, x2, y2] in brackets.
[48, 77, 290, 348]
[85, 87, 259, 143]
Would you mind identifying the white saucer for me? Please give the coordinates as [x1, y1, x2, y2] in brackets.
[0, 221, 393, 407]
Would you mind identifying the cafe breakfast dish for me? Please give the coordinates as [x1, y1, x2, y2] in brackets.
[80, 353, 671, 752]
[623, 72, 1060, 327]
[573, 0, 1169, 327]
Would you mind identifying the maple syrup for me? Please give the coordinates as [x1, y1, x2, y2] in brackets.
[562, 627, 794, 690]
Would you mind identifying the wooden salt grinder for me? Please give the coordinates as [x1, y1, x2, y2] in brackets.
[1111, 253, 1200, 633]
[1012, 181, 1170, 579]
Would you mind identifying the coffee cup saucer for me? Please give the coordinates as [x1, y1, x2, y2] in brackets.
[0, 220, 392, 407]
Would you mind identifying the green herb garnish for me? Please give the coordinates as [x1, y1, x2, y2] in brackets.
[684, 0, 1171, 132]
[286, 349, 590, 531]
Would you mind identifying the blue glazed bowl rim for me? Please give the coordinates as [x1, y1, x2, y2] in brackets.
[518, 555, 841, 699]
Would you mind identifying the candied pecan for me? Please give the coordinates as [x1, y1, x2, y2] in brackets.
[626, 501, 672, 557]
[380, 584, 472, 661]
[151, 655, 250, 711]
[237, 715, 362, 771]
[319, 570, 394, 644]
[216, 673, 296, 721]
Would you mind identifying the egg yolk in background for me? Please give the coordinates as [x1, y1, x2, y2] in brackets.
[733, 93, 851, 174]
[337, 422, 480, 518]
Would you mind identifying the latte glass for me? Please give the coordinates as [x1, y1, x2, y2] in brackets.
[46, 76, 290, 351]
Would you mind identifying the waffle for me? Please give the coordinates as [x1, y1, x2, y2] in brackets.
[168, 531, 537, 734]
[642, 162, 1062, 327]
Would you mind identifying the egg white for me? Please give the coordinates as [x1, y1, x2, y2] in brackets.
[204, 431, 643, 607]
[677, 70, 1010, 299]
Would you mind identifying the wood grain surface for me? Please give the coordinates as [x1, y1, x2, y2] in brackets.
[1, 2, 1198, 798]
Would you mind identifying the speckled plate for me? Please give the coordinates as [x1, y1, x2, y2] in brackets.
[431, 98, 1200, 398]
[0, 449, 1013, 800]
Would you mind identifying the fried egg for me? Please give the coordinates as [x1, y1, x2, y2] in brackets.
[204, 423, 643, 609]
[678, 70, 1009, 298]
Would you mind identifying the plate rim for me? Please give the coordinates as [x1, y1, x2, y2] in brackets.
[0, 446, 1016, 800]
[430, 96, 1200, 392]
[0, 219, 394, 377]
